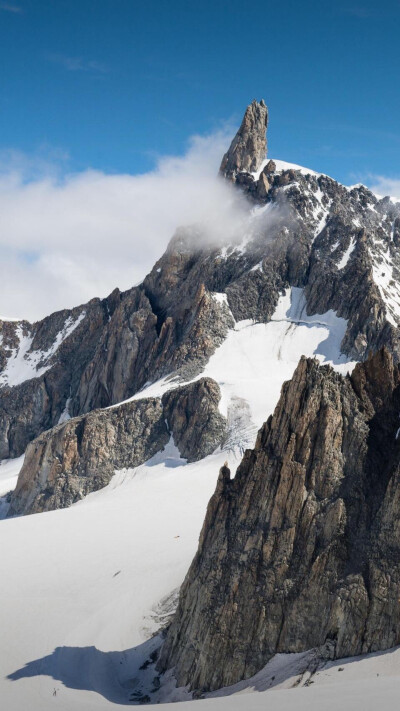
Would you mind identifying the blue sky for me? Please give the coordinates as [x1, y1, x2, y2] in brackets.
[1, 0, 400, 184]
[1, 0, 400, 321]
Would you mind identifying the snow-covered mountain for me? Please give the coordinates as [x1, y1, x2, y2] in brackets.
[2, 100, 400, 710]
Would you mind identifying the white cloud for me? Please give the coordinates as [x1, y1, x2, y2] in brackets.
[366, 175, 400, 200]
[0, 127, 253, 321]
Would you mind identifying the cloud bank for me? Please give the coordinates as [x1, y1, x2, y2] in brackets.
[3, 124, 396, 324]
[0, 127, 251, 321]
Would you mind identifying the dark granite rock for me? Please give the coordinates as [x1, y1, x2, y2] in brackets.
[158, 349, 400, 691]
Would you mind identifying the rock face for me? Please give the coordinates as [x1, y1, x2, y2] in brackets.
[3, 99, 400, 515]
[219, 99, 268, 179]
[8, 398, 169, 516]
[0, 297, 113, 459]
[4, 100, 400, 688]
[158, 349, 400, 691]
[162, 378, 226, 462]
[8, 377, 226, 515]
[0, 280, 233, 460]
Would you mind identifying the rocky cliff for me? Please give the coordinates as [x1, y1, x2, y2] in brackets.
[8, 377, 227, 515]
[158, 348, 400, 691]
[0, 279, 233, 460]
[219, 99, 268, 179]
[3, 98, 400, 516]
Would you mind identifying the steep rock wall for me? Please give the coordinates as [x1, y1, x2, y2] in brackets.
[158, 349, 400, 691]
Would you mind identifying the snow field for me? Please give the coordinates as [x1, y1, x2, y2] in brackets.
[0, 286, 361, 709]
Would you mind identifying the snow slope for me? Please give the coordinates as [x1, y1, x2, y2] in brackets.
[0, 287, 366, 710]
[203, 287, 355, 435]
[251, 158, 321, 180]
[371, 245, 400, 326]
[124, 287, 356, 451]
[0, 442, 234, 709]
[2, 442, 400, 711]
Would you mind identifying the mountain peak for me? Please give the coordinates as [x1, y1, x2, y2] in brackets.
[219, 99, 268, 180]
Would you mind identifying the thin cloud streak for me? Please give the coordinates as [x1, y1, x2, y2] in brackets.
[0, 2, 23, 13]
[45, 53, 108, 74]
[366, 174, 400, 200]
[340, 6, 373, 18]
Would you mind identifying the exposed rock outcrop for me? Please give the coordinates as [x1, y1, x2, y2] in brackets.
[158, 349, 400, 691]
[8, 377, 226, 515]
[0, 281, 234, 459]
[162, 378, 226, 462]
[219, 99, 268, 179]
[8, 397, 169, 516]
[3, 100, 400, 515]
[76, 288, 159, 413]
[0, 295, 118, 459]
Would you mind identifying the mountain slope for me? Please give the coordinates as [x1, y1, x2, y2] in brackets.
[1, 103, 400, 467]
[4, 101, 400, 512]
[3, 99, 400, 710]
[158, 349, 400, 691]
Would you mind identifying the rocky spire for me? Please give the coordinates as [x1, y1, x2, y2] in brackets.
[219, 99, 268, 180]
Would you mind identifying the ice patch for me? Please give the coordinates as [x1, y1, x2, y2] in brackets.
[337, 238, 356, 270]
[0, 313, 86, 387]
[0, 454, 24, 519]
[211, 292, 228, 305]
[58, 397, 72, 424]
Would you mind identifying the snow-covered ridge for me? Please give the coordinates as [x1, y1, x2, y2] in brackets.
[254, 158, 400, 205]
[251, 158, 321, 180]
[0, 312, 86, 388]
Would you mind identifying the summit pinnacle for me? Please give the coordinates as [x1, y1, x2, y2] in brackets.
[219, 99, 268, 180]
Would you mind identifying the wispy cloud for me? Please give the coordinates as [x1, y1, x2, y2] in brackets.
[336, 3, 399, 19]
[364, 174, 400, 200]
[0, 145, 70, 182]
[0, 2, 23, 13]
[342, 5, 373, 20]
[0, 126, 251, 321]
[45, 53, 108, 74]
